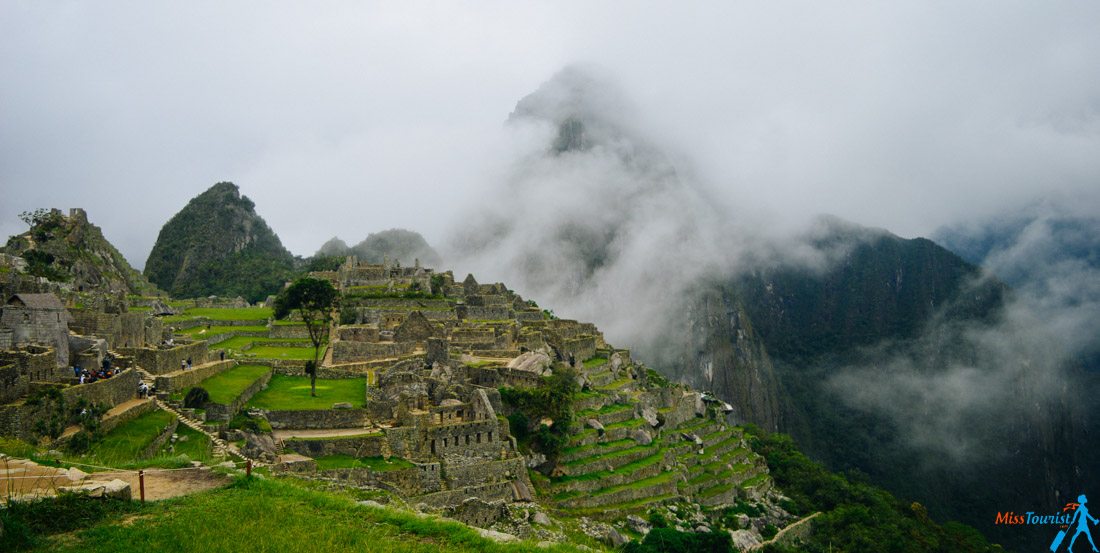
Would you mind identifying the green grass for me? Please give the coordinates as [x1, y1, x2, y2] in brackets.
[244, 345, 318, 360]
[552, 451, 664, 485]
[19, 477, 588, 553]
[173, 424, 214, 464]
[563, 443, 657, 468]
[315, 455, 415, 471]
[193, 364, 272, 404]
[582, 355, 608, 368]
[163, 307, 273, 323]
[177, 324, 269, 337]
[85, 410, 176, 465]
[246, 375, 365, 411]
[210, 336, 310, 350]
[272, 320, 306, 326]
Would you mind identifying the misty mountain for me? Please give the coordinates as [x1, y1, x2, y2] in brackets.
[315, 229, 441, 268]
[144, 182, 295, 303]
[447, 66, 1089, 549]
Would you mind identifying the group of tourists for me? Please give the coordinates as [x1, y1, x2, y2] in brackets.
[72, 354, 121, 385]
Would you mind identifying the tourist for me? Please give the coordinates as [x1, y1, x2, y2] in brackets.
[220, 350, 225, 362]
[79, 373, 85, 385]
[72, 365, 81, 377]
[187, 357, 193, 370]
[181, 359, 187, 371]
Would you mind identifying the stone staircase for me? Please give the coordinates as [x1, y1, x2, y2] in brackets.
[132, 365, 247, 463]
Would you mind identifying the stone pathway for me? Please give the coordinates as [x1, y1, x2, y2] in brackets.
[272, 427, 380, 440]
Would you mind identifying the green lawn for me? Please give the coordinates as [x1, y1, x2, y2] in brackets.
[177, 324, 269, 337]
[173, 424, 214, 464]
[164, 307, 273, 323]
[209, 336, 310, 350]
[193, 364, 272, 404]
[246, 375, 365, 411]
[85, 410, 176, 465]
[315, 455, 415, 471]
[583, 355, 608, 368]
[12, 477, 587, 553]
[244, 345, 318, 361]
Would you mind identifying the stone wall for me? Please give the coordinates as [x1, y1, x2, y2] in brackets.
[153, 360, 236, 394]
[62, 368, 139, 409]
[204, 367, 272, 422]
[319, 465, 438, 496]
[444, 457, 526, 490]
[269, 324, 309, 339]
[0, 346, 58, 385]
[331, 340, 415, 363]
[464, 306, 514, 321]
[1, 304, 70, 367]
[266, 408, 372, 429]
[0, 362, 25, 404]
[337, 325, 380, 342]
[120, 340, 208, 375]
[284, 433, 386, 458]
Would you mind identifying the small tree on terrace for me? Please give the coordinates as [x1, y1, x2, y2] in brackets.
[274, 277, 338, 397]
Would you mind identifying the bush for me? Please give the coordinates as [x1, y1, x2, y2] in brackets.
[623, 527, 733, 553]
[67, 430, 94, 454]
[184, 387, 210, 409]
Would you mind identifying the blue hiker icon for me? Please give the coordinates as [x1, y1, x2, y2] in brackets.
[1055, 494, 1100, 552]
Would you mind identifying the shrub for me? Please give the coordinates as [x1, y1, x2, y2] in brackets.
[184, 387, 210, 409]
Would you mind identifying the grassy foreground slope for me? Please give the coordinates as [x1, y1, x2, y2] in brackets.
[4, 477, 588, 553]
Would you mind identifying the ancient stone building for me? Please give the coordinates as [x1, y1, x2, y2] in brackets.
[1, 293, 73, 367]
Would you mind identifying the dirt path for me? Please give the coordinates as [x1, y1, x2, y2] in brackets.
[1, 457, 230, 503]
[273, 427, 380, 440]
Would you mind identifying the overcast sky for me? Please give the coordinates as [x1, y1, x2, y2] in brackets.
[2, 2, 1098, 268]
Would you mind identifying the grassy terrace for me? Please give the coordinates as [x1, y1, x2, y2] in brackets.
[574, 403, 632, 420]
[596, 377, 632, 391]
[315, 455, 415, 471]
[582, 355, 607, 368]
[84, 410, 176, 467]
[563, 443, 658, 468]
[247, 375, 365, 411]
[560, 438, 634, 460]
[163, 307, 273, 323]
[244, 345, 317, 361]
[194, 364, 272, 404]
[210, 336, 310, 350]
[552, 451, 664, 485]
[556, 471, 677, 502]
[177, 325, 269, 337]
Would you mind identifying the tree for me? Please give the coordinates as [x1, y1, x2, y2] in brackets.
[273, 277, 338, 397]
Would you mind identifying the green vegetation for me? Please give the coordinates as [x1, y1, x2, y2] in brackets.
[192, 364, 271, 404]
[84, 410, 175, 465]
[209, 336, 309, 350]
[500, 367, 579, 460]
[177, 324, 269, 336]
[315, 455, 415, 471]
[582, 355, 608, 368]
[173, 424, 214, 463]
[246, 375, 365, 411]
[623, 527, 732, 553]
[143, 182, 296, 302]
[4, 476, 585, 553]
[274, 276, 339, 396]
[243, 345, 318, 361]
[744, 426, 1003, 553]
[165, 306, 273, 322]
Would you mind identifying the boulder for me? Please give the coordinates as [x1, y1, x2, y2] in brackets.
[604, 527, 628, 548]
[641, 407, 659, 427]
[242, 432, 278, 462]
[693, 393, 706, 416]
[532, 512, 552, 526]
[586, 419, 605, 434]
[729, 529, 763, 550]
[332, 402, 353, 409]
[632, 428, 653, 446]
[65, 467, 89, 482]
[626, 514, 651, 535]
[61, 479, 132, 501]
[506, 351, 552, 375]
